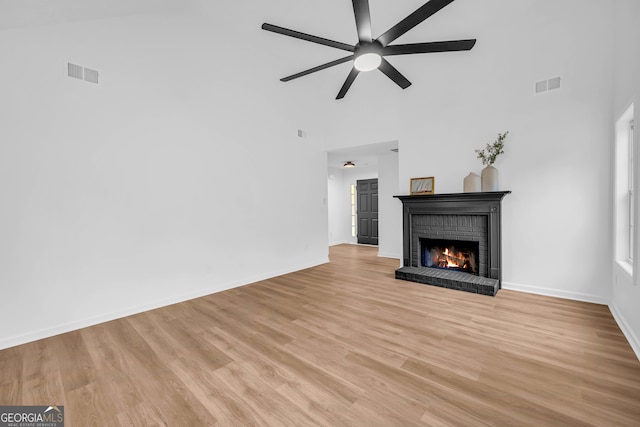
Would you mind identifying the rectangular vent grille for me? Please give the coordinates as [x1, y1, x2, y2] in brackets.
[68, 62, 99, 84]
[535, 76, 561, 94]
[547, 76, 561, 90]
[83, 68, 99, 84]
[535, 80, 548, 94]
[68, 63, 83, 80]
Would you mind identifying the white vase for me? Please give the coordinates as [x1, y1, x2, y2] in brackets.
[481, 165, 499, 192]
[463, 172, 481, 193]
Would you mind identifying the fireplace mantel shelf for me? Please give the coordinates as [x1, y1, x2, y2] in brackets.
[394, 191, 511, 202]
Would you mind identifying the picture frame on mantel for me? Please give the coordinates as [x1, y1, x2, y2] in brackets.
[410, 177, 434, 195]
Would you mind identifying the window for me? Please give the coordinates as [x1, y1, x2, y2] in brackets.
[615, 104, 635, 275]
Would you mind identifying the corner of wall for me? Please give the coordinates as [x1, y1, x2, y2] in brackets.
[609, 303, 640, 362]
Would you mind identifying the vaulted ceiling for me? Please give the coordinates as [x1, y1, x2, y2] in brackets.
[0, 0, 187, 29]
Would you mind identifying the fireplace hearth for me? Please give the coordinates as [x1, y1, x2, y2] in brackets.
[394, 192, 510, 296]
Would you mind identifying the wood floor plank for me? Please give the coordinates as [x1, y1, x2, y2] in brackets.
[51, 331, 98, 394]
[81, 323, 144, 414]
[18, 338, 67, 407]
[0, 347, 23, 405]
[166, 357, 261, 426]
[1, 244, 640, 426]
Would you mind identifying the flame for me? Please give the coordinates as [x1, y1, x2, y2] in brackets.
[439, 247, 461, 268]
[428, 243, 476, 274]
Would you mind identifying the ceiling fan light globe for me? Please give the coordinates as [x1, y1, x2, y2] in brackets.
[354, 53, 381, 72]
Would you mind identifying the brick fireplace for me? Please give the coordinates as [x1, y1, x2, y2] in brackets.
[394, 192, 510, 296]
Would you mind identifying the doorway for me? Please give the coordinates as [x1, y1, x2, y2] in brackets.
[326, 140, 399, 253]
[357, 178, 379, 245]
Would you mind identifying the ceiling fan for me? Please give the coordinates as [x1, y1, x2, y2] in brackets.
[262, 0, 477, 99]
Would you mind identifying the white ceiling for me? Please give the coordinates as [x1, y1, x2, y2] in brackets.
[0, 0, 477, 171]
[0, 0, 187, 29]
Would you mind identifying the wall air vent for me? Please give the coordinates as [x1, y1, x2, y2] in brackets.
[83, 67, 99, 84]
[547, 76, 561, 90]
[68, 63, 83, 80]
[68, 62, 99, 84]
[535, 76, 561, 95]
[535, 80, 548, 94]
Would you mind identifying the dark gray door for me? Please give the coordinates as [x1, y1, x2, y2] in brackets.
[357, 178, 379, 245]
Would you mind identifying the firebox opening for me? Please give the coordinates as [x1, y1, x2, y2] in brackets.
[420, 238, 479, 275]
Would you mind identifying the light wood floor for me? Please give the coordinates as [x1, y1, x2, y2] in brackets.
[1, 244, 640, 426]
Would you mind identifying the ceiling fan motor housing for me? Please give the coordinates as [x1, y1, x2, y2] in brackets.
[355, 41, 383, 57]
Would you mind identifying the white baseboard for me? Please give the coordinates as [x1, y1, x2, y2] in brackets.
[329, 240, 349, 246]
[501, 281, 610, 305]
[377, 251, 401, 260]
[0, 257, 329, 351]
[609, 304, 640, 362]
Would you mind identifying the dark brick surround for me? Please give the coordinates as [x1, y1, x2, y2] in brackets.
[413, 214, 488, 277]
[394, 192, 510, 296]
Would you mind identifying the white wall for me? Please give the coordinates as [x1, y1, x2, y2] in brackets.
[327, 167, 350, 246]
[377, 152, 402, 260]
[324, 0, 615, 303]
[0, 7, 331, 349]
[610, 0, 640, 360]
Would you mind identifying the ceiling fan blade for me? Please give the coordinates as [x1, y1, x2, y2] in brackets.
[336, 67, 360, 99]
[281, 55, 354, 82]
[384, 39, 476, 56]
[378, 58, 411, 89]
[352, 0, 372, 43]
[262, 23, 355, 52]
[377, 0, 455, 47]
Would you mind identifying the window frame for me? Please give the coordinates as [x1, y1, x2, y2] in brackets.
[615, 104, 635, 277]
[629, 119, 634, 262]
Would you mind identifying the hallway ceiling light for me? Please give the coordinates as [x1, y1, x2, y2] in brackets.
[343, 161, 356, 168]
